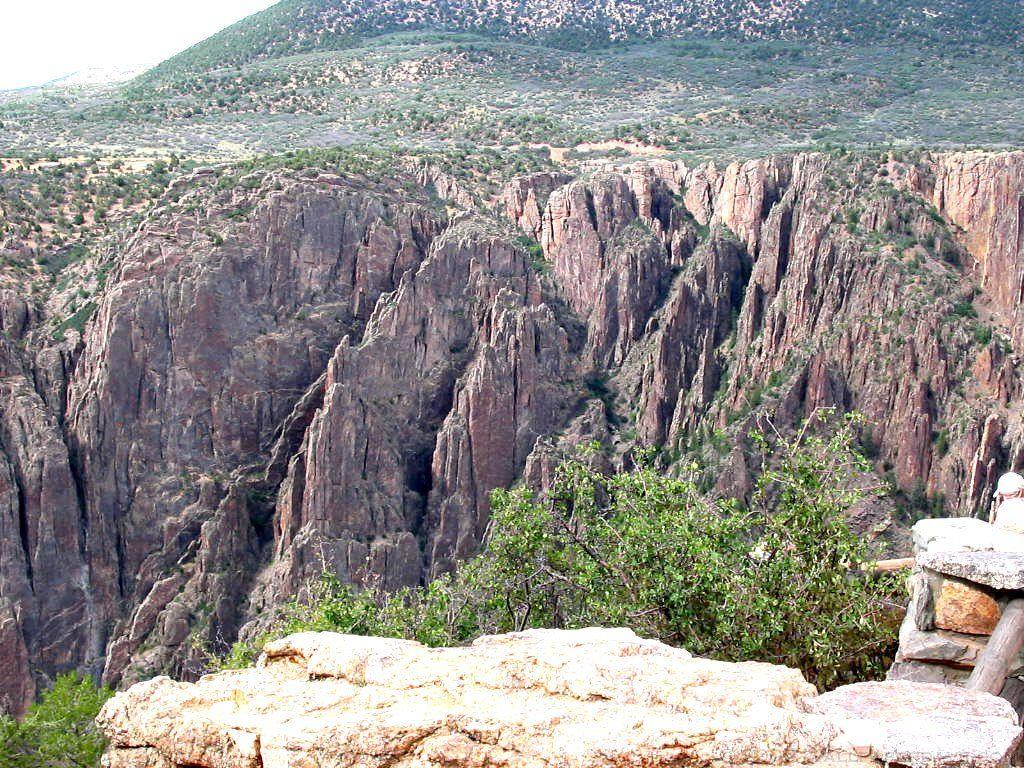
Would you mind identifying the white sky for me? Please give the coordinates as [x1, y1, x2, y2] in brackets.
[0, 0, 280, 89]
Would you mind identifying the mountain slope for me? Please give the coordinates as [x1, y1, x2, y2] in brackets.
[148, 0, 1024, 81]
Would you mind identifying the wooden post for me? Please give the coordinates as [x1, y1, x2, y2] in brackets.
[967, 597, 1024, 695]
[869, 557, 916, 573]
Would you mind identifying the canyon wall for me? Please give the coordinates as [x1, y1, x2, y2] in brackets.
[2, 151, 1023, 712]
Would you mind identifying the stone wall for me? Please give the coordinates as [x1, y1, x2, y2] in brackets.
[891, 518, 1024, 712]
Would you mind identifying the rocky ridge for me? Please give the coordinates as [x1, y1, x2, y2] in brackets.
[2, 150, 1024, 713]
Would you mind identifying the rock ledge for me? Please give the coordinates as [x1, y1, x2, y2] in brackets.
[97, 628, 1021, 768]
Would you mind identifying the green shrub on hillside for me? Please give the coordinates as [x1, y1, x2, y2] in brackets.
[0, 673, 112, 768]
[226, 415, 900, 689]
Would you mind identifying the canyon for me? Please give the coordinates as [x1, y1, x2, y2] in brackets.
[2, 149, 1023, 715]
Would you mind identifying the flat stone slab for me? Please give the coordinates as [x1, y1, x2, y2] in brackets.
[895, 609, 1024, 674]
[913, 517, 1024, 555]
[918, 550, 1024, 591]
[810, 680, 1022, 768]
[888, 659, 971, 686]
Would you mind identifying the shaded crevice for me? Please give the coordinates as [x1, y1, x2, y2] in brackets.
[406, 446, 434, 506]
[774, 205, 793, 293]
[63, 435, 92, 559]
[9, 461, 34, 590]
[264, 372, 326, 487]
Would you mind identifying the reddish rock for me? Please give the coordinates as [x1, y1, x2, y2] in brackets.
[5, 151, 1024, 707]
[501, 172, 572, 240]
[934, 579, 1001, 636]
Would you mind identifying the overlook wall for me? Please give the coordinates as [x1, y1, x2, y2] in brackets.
[891, 517, 1024, 713]
[97, 627, 1022, 768]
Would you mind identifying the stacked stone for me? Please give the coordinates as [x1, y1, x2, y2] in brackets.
[891, 517, 1024, 711]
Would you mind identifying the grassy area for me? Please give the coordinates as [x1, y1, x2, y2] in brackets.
[0, 155, 183, 291]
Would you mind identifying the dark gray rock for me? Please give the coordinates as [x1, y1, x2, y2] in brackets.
[919, 551, 1024, 592]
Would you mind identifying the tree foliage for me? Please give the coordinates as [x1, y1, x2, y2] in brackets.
[227, 415, 900, 689]
[0, 673, 112, 768]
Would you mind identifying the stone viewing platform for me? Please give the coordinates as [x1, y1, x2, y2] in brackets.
[97, 627, 1021, 768]
[891, 517, 1024, 706]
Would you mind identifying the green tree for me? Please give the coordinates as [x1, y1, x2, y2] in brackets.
[0, 673, 112, 768]
[224, 414, 900, 689]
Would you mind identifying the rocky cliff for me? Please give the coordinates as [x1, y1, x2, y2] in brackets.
[3, 150, 1024, 713]
[96, 628, 1022, 768]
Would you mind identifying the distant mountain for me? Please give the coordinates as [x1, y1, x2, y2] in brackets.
[148, 0, 1024, 80]
[0, 66, 147, 94]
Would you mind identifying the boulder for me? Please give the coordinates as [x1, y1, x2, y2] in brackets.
[810, 680, 1022, 768]
[912, 518, 1024, 556]
[888, 659, 972, 686]
[895, 609, 1024, 675]
[934, 578, 1002, 635]
[97, 629, 1021, 768]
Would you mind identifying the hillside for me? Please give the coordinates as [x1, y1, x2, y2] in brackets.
[150, 0, 1024, 81]
[4, 35, 1024, 162]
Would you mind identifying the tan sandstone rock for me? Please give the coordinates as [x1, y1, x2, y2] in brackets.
[97, 629, 1021, 768]
[810, 681, 1021, 768]
[98, 628, 862, 768]
[934, 578, 1002, 636]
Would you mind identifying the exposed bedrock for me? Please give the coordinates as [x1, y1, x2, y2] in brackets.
[97, 628, 1022, 768]
[2, 151, 1024, 708]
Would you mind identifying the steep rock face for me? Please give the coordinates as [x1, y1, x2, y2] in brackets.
[633, 236, 750, 445]
[711, 156, 972, 492]
[901, 153, 1024, 504]
[908, 152, 1024, 335]
[2, 172, 446, 697]
[540, 172, 697, 368]
[0, 291, 85, 716]
[501, 172, 572, 241]
[634, 153, 1016, 516]
[5, 150, 1024, 709]
[251, 215, 577, 604]
[424, 291, 576, 576]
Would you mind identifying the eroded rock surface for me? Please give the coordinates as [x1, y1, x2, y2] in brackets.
[811, 680, 1021, 768]
[920, 551, 1024, 591]
[5, 150, 1024, 709]
[97, 629, 1020, 768]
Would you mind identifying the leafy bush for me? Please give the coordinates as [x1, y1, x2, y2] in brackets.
[52, 302, 98, 343]
[952, 300, 978, 318]
[974, 323, 994, 346]
[0, 673, 112, 768]
[226, 415, 900, 689]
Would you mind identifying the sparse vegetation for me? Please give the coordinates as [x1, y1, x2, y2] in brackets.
[0, 673, 112, 768]
[4, 33, 1024, 160]
[223, 415, 901, 690]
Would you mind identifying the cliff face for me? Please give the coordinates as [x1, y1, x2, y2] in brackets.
[2, 150, 1024, 712]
